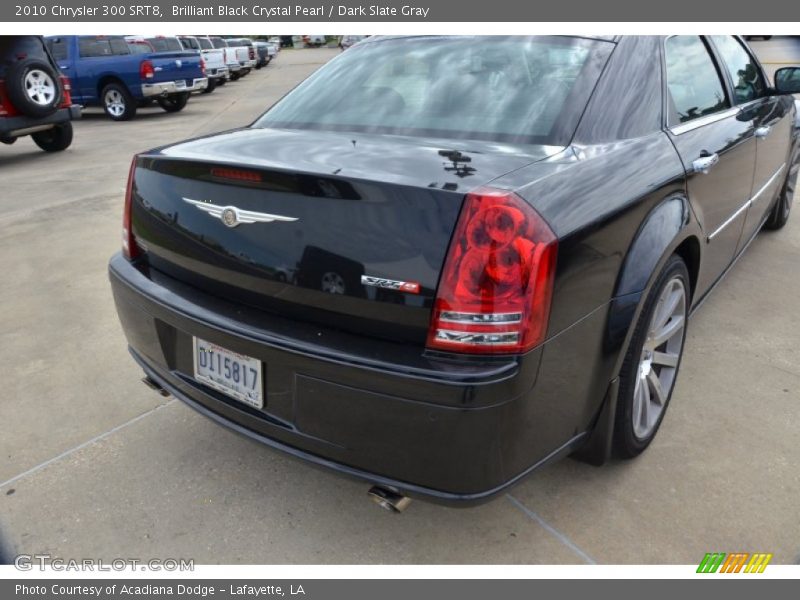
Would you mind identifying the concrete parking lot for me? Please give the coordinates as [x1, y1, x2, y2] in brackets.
[1, 40, 799, 565]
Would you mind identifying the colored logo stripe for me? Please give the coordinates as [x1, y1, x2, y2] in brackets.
[697, 552, 772, 573]
[697, 553, 726, 573]
[720, 553, 749, 573]
[744, 553, 773, 573]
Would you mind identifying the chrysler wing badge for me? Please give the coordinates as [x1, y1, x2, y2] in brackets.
[182, 198, 298, 228]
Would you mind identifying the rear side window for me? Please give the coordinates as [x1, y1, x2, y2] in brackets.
[255, 36, 614, 144]
[79, 36, 129, 58]
[179, 37, 199, 50]
[709, 36, 766, 104]
[47, 38, 67, 61]
[665, 36, 729, 126]
[147, 37, 183, 53]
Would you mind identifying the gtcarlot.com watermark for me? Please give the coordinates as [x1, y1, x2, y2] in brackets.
[14, 554, 194, 571]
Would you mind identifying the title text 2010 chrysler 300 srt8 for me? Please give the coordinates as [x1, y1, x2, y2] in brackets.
[109, 36, 800, 508]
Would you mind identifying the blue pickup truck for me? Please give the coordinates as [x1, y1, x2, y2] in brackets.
[44, 35, 207, 121]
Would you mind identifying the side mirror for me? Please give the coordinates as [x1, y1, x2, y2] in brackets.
[774, 67, 800, 94]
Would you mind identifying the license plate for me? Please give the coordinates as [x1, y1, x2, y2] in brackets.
[175, 80, 186, 89]
[192, 338, 263, 408]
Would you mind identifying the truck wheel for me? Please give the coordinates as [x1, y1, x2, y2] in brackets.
[229, 71, 240, 81]
[157, 92, 189, 112]
[764, 147, 798, 231]
[31, 122, 73, 152]
[102, 83, 137, 121]
[6, 58, 62, 118]
[217, 78, 227, 87]
[614, 255, 690, 458]
[202, 78, 217, 94]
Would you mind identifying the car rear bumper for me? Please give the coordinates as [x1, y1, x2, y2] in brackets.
[141, 78, 208, 97]
[0, 105, 80, 138]
[207, 67, 229, 80]
[108, 253, 601, 504]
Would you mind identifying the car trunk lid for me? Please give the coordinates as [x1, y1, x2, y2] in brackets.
[130, 127, 559, 343]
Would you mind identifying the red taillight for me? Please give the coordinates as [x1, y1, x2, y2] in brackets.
[0, 80, 9, 117]
[59, 75, 72, 107]
[122, 156, 140, 260]
[199, 57, 206, 76]
[139, 59, 155, 80]
[426, 188, 557, 354]
[249, 47, 255, 60]
[210, 166, 262, 183]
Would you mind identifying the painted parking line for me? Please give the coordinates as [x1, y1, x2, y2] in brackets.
[0, 399, 175, 490]
[506, 494, 597, 565]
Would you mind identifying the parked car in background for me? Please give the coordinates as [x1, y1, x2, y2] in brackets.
[303, 35, 327, 47]
[111, 35, 800, 507]
[179, 36, 228, 94]
[209, 36, 242, 81]
[0, 35, 80, 152]
[225, 38, 257, 73]
[252, 41, 273, 68]
[340, 35, 367, 51]
[45, 35, 207, 120]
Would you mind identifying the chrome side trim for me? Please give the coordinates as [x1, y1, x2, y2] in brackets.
[669, 107, 740, 136]
[706, 163, 786, 241]
[749, 163, 786, 207]
[707, 201, 750, 242]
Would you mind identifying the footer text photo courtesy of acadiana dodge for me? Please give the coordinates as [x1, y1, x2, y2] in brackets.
[107, 35, 800, 508]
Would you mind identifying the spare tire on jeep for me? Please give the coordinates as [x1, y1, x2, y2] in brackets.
[5, 57, 62, 118]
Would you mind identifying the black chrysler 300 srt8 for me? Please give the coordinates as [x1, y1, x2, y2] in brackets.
[109, 36, 800, 506]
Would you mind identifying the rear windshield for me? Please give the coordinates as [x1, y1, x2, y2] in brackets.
[255, 36, 613, 144]
[127, 41, 152, 54]
[210, 37, 227, 49]
[147, 37, 183, 53]
[196, 37, 213, 50]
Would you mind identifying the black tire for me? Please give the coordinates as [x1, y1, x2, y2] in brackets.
[217, 78, 227, 87]
[613, 255, 690, 458]
[157, 92, 189, 113]
[31, 122, 73, 152]
[764, 147, 798, 230]
[229, 71, 240, 81]
[101, 82, 137, 121]
[6, 58, 62, 118]
[201, 78, 217, 94]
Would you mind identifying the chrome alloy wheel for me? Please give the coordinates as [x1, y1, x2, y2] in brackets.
[632, 277, 687, 439]
[25, 69, 56, 106]
[104, 89, 126, 117]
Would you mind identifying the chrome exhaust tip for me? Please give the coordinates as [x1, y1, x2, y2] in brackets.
[367, 486, 412, 513]
[141, 376, 170, 397]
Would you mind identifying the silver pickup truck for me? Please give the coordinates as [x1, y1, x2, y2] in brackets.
[209, 36, 252, 81]
[178, 36, 229, 93]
